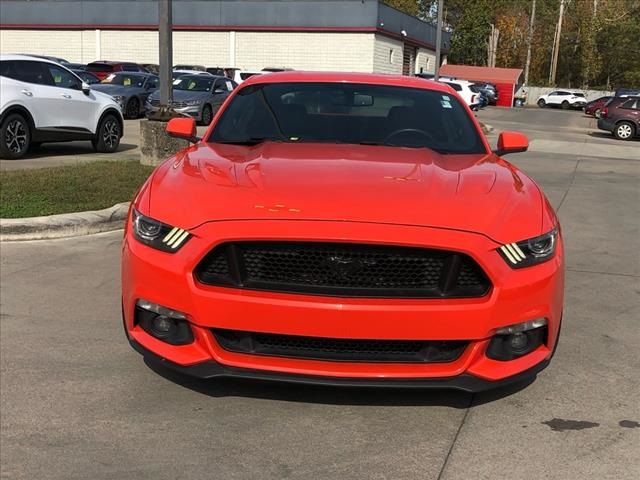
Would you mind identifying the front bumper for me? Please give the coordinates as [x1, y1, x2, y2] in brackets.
[145, 103, 202, 121]
[129, 336, 551, 392]
[122, 220, 564, 389]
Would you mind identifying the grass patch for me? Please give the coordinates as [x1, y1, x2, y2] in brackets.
[0, 161, 154, 218]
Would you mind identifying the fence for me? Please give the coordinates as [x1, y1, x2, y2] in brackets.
[523, 86, 615, 106]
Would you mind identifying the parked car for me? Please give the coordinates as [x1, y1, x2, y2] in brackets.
[172, 69, 213, 81]
[141, 63, 159, 75]
[146, 74, 236, 125]
[473, 82, 499, 105]
[173, 64, 206, 72]
[0, 54, 123, 159]
[439, 78, 483, 110]
[85, 61, 148, 80]
[66, 63, 87, 70]
[72, 69, 101, 85]
[537, 90, 586, 109]
[614, 88, 640, 97]
[597, 96, 640, 140]
[92, 72, 159, 119]
[206, 67, 226, 76]
[232, 70, 264, 84]
[584, 96, 612, 118]
[123, 72, 563, 392]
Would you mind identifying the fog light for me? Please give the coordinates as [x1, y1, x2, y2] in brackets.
[135, 299, 194, 345]
[508, 332, 529, 352]
[487, 318, 548, 361]
[150, 315, 175, 338]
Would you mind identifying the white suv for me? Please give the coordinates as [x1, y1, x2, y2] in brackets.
[438, 78, 482, 110]
[537, 90, 586, 109]
[0, 54, 123, 159]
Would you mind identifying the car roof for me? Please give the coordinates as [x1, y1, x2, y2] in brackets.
[108, 71, 156, 77]
[0, 53, 66, 65]
[241, 71, 453, 94]
[88, 61, 139, 65]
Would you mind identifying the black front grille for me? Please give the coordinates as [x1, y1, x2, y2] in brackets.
[212, 329, 469, 363]
[195, 242, 490, 298]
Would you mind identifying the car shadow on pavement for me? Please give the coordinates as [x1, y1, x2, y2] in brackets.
[587, 131, 639, 142]
[144, 358, 535, 408]
[25, 142, 138, 159]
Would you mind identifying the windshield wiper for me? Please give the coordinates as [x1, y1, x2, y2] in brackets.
[214, 137, 284, 146]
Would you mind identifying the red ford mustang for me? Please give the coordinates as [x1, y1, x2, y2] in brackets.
[122, 72, 564, 392]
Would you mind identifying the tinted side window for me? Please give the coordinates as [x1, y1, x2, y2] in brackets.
[121, 64, 139, 71]
[0, 60, 51, 85]
[620, 99, 637, 109]
[444, 82, 462, 92]
[47, 64, 81, 89]
[146, 76, 159, 89]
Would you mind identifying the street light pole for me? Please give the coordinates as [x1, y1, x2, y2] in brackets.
[434, 0, 443, 81]
[158, 0, 173, 108]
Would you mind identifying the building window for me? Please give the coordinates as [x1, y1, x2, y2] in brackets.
[389, 49, 394, 64]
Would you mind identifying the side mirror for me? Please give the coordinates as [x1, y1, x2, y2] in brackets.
[495, 131, 529, 156]
[166, 117, 199, 143]
[81, 82, 91, 95]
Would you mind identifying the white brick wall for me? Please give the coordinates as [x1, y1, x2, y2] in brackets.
[0, 29, 97, 63]
[372, 34, 403, 74]
[1, 29, 424, 74]
[235, 32, 373, 72]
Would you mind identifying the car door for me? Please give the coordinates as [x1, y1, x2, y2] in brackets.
[546, 91, 561, 105]
[620, 98, 640, 129]
[211, 78, 233, 110]
[142, 76, 159, 104]
[45, 63, 101, 132]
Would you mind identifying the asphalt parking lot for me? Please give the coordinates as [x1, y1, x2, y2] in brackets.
[1, 108, 639, 479]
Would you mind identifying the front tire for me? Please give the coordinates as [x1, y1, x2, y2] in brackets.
[537, 99, 546, 108]
[561, 100, 570, 109]
[92, 114, 121, 153]
[0, 113, 31, 159]
[125, 98, 140, 119]
[614, 121, 635, 141]
[200, 104, 213, 126]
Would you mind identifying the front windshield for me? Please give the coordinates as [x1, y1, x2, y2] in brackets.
[209, 82, 486, 154]
[101, 73, 146, 87]
[173, 76, 213, 92]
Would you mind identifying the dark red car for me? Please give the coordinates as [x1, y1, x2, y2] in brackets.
[597, 96, 640, 140]
[85, 61, 148, 80]
[584, 96, 612, 118]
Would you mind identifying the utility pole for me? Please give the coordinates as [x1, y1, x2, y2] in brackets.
[523, 0, 536, 86]
[434, 0, 444, 81]
[158, 0, 173, 108]
[487, 24, 499, 67]
[549, 0, 565, 85]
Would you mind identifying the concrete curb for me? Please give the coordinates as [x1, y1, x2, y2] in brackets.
[480, 122, 495, 135]
[0, 202, 130, 241]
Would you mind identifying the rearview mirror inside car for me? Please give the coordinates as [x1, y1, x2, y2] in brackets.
[495, 131, 529, 156]
[166, 117, 200, 143]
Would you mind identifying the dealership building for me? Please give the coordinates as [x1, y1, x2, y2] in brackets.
[0, 0, 449, 75]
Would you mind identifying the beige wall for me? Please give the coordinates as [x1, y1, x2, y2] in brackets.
[235, 32, 373, 72]
[1, 29, 429, 74]
[372, 34, 403, 74]
[416, 48, 436, 74]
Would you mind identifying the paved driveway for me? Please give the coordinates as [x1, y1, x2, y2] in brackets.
[1, 108, 639, 479]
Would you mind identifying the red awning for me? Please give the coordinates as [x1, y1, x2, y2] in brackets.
[439, 65, 523, 85]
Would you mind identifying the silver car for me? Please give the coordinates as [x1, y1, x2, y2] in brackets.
[146, 75, 237, 125]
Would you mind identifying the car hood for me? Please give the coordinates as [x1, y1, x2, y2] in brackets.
[143, 142, 544, 244]
[91, 84, 142, 96]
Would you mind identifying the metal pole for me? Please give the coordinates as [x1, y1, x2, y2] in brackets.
[159, 0, 173, 108]
[523, 0, 536, 86]
[434, 0, 443, 81]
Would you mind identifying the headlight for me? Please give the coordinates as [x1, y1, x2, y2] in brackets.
[498, 228, 558, 268]
[184, 99, 202, 106]
[132, 209, 191, 252]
